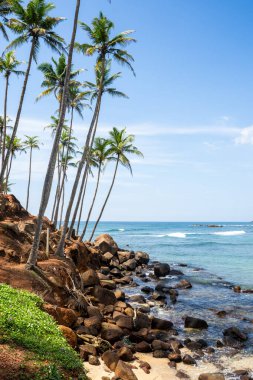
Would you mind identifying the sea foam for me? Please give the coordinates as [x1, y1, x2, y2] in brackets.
[213, 230, 246, 236]
[168, 232, 187, 238]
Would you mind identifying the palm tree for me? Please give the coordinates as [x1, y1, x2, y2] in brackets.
[0, 0, 65, 189]
[36, 55, 83, 108]
[0, 0, 11, 40]
[27, 0, 81, 267]
[79, 138, 110, 240]
[5, 135, 26, 188]
[23, 136, 40, 210]
[56, 13, 136, 255]
[89, 128, 143, 241]
[0, 51, 24, 168]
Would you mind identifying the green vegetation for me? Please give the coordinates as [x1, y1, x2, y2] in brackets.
[0, 284, 84, 377]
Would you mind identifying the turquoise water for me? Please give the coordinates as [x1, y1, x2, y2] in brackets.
[80, 221, 253, 350]
[80, 221, 253, 288]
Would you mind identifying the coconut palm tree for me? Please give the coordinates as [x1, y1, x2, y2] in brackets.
[79, 138, 110, 240]
[0, 51, 25, 168]
[89, 128, 143, 241]
[27, 0, 81, 268]
[0, 0, 65, 189]
[36, 55, 83, 109]
[56, 13, 136, 255]
[0, 0, 11, 40]
[23, 136, 40, 210]
[5, 135, 26, 188]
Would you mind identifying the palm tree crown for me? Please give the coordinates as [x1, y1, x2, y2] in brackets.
[6, 0, 65, 61]
[23, 135, 40, 151]
[37, 55, 83, 103]
[0, 50, 25, 79]
[0, 0, 11, 40]
[75, 12, 136, 73]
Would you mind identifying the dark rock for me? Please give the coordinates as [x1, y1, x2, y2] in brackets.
[153, 350, 168, 358]
[233, 286, 241, 293]
[117, 250, 132, 264]
[176, 371, 190, 379]
[94, 234, 118, 254]
[122, 258, 137, 271]
[141, 286, 153, 294]
[88, 355, 100, 365]
[135, 251, 149, 265]
[83, 316, 102, 336]
[184, 316, 208, 329]
[182, 354, 196, 365]
[175, 279, 192, 289]
[129, 294, 146, 304]
[79, 344, 97, 360]
[152, 291, 166, 301]
[115, 314, 133, 330]
[154, 263, 170, 277]
[117, 346, 133, 362]
[102, 350, 119, 371]
[93, 286, 117, 305]
[216, 310, 227, 318]
[135, 341, 152, 353]
[168, 352, 182, 362]
[101, 322, 124, 342]
[151, 316, 173, 330]
[223, 327, 248, 341]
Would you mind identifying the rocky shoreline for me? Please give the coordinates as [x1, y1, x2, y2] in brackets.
[0, 195, 252, 380]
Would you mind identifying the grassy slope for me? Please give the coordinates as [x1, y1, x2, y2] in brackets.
[0, 284, 86, 380]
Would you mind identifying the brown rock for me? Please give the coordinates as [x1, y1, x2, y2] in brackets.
[122, 258, 137, 271]
[117, 346, 133, 362]
[151, 316, 173, 330]
[135, 341, 152, 353]
[83, 316, 102, 336]
[115, 314, 133, 330]
[118, 250, 132, 264]
[93, 286, 117, 305]
[175, 279, 192, 289]
[94, 234, 118, 254]
[103, 252, 114, 262]
[79, 344, 97, 361]
[168, 352, 182, 362]
[135, 251, 149, 265]
[101, 322, 124, 342]
[59, 325, 77, 348]
[182, 354, 196, 365]
[43, 304, 77, 327]
[115, 360, 138, 380]
[125, 307, 135, 317]
[115, 289, 125, 301]
[81, 269, 100, 287]
[134, 312, 151, 330]
[88, 355, 100, 365]
[184, 316, 208, 329]
[199, 374, 225, 380]
[102, 350, 119, 371]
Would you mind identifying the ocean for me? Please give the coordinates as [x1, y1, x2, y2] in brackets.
[78, 221, 253, 349]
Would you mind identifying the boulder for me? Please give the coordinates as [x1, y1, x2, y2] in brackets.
[118, 250, 132, 264]
[153, 350, 168, 358]
[100, 280, 117, 290]
[79, 344, 97, 361]
[115, 360, 138, 380]
[117, 346, 133, 362]
[184, 316, 208, 329]
[151, 316, 173, 330]
[168, 352, 182, 362]
[102, 252, 114, 262]
[199, 374, 225, 380]
[59, 325, 77, 348]
[135, 251, 149, 265]
[115, 315, 134, 330]
[43, 304, 77, 327]
[182, 354, 196, 365]
[175, 279, 192, 289]
[94, 234, 118, 254]
[129, 294, 146, 304]
[122, 258, 137, 271]
[141, 286, 153, 294]
[134, 312, 151, 330]
[83, 316, 102, 336]
[154, 263, 170, 277]
[115, 289, 125, 301]
[88, 355, 100, 365]
[102, 350, 119, 371]
[81, 269, 100, 287]
[101, 322, 124, 342]
[93, 286, 117, 305]
[135, 341, 152, 353]
[223, 327, 248, 341]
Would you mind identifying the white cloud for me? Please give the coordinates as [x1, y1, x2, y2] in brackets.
[235, 126, 253, 145]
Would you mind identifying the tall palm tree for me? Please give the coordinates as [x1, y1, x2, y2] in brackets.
[56, 13, 136, 255]
[0, 51, 24, 168]
[27, 0, 81, 268]
[79, 138, 110, 240]
[89, 128, 143, 241]
[0, 0, 11, 40]
[36, 55, 83, 108]
[0, 0, 65, 189]
[5, 135, 26, 188]
[23, 135, 40, 210]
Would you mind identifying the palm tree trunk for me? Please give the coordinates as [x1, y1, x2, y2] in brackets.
[55, 71, 105, 256]
[67, 111, 99, 238]
[27, 0, 81, 267]
[79, 165, 101, 240]
[6, 152, 13, 190]
[51, 150, 61, 222]
[0, 39, 36, 189]
[53, 145, 65, 227]
[89, 157, 119, 241]
[1, 75, 9, 169]
[76, 173, 88, 235]
[26, 147, 32, 210]
[59, 176, 65, 229]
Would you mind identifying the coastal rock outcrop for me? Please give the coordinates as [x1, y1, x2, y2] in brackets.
[154, 263, 170, 277]
[184, 316, 208, 329]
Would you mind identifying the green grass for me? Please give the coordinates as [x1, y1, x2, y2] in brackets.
[0, 284, 85, 378]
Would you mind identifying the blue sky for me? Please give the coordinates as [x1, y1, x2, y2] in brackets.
[1, 0, 253, 221]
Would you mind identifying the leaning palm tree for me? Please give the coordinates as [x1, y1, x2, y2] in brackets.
[0, 0, 11, 40]
[89, 128, 143, 241]
[27, 0, 81, 268]
[0, 0, 65, 189]
[0, 51, 24, 167]
[56, 13, 136, 255]
[36, 55, 83, 109]
[23, 135, 40, 210]
[79, 138, 110, 240]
